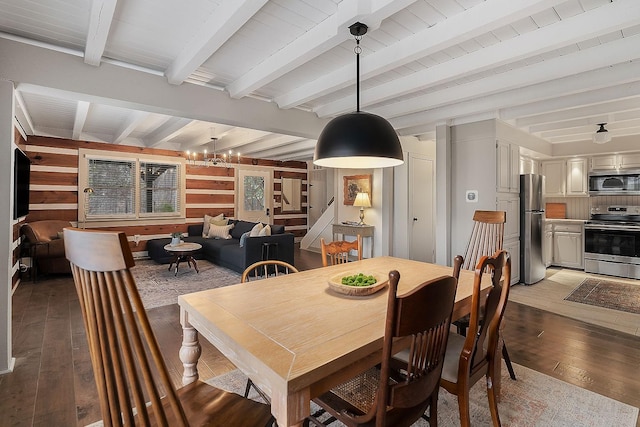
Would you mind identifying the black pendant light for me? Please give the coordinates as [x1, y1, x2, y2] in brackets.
[313, 22, 404, 169]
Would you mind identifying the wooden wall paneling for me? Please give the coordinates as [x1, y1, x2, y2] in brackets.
[27, 150, 78, 168]
[186, 193, 234, 204]
[186, 208, 234, 219]
[186, 166, 235, 177]
[24, 136, 309, 260]
[28, 136, 183, 158]
[186, 179, 234, 190]
[26, 210, 77, 222]
[30, 191, 77, 204]
[30, 171, 77, 186]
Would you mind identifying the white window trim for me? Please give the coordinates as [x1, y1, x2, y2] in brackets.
[78, 148, 186, 225]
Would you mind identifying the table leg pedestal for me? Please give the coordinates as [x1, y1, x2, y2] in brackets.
[180, 322, 201, 386]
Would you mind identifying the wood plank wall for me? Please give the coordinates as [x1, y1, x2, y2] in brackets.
[21, 136, 308, 259]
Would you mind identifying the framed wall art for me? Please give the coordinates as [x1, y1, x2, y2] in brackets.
[343, 174, 372, 205]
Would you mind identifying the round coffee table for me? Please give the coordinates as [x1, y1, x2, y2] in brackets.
[163, 242, 202, 276]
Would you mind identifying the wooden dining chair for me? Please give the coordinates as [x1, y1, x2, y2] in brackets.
[241, 259, 299, 282]
[455, 209, 516, 381]
[63, 227, 274, 427]
[240, 259, 298, 403]
[440, 250, 511, 427]
[306, 271, 458, 427]
[320, 235, 362, 267]
[461, 210, 506, 271]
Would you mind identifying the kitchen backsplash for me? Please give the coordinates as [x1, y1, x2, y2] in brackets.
[544, 195, 640, 220]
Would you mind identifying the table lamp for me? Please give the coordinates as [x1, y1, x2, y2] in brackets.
[353, 192, 371, 225]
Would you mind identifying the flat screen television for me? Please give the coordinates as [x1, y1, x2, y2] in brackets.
[14, 148, 31, 219]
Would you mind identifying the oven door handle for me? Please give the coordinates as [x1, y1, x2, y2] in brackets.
[585, 224, 640, 231]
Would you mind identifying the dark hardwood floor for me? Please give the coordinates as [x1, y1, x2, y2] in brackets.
[2, 246, 639, 426]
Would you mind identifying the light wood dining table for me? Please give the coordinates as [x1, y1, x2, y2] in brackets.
[178, 256, 491, 427]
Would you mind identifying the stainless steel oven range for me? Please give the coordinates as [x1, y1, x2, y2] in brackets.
[584, 205, 640, 279]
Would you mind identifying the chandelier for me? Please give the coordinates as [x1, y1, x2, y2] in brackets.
[185, 133, 240, 168]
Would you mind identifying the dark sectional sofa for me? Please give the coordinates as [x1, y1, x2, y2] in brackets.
[146, 219, 295, 274]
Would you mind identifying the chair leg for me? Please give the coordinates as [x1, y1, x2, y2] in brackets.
[243, 379, 253, 398]
[429, 391, 439, 427]
[457, 391, 472, 427]
[486, 374, 502, 427]
[502, 344, 517, 380]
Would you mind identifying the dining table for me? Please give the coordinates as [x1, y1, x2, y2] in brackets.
[178, 256, 492, 427]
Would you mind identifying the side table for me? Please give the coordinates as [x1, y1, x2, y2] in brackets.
[164, 242, 203, 276]
[332, 223, 374, 258]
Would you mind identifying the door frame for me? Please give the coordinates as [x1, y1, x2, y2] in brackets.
[408, 153, 435, 262]
[236, 166, 273, 223]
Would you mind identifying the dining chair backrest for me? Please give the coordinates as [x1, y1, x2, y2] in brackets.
[440, 250, 511, 427]
[466, 250, 511, 370]
[63, 227, 190, 426]
[241, 260, 299, 282]
[461, 210, 505, 271]
[376, 271, 458, 423]
[320, 235, 362, 267]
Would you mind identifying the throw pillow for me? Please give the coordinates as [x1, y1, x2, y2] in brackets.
[249, 222, 264, 237]
[239, 231, 251, 247]
[258, 224, 271, 236]
[210, 218, 229, 226]
[203, 213, 225, 237]
[207, 223, 234, 239]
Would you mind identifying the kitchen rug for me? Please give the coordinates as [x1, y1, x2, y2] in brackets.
[564, 278, 640, 314]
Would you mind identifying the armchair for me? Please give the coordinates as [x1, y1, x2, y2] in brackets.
[21, 220, 73, 279]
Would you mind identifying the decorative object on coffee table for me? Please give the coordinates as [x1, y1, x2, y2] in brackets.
[164, 242, 202, 276]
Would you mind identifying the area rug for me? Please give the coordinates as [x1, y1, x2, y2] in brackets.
[208, 364, 638, 427]
[564, 278, 640, 315]
[131, 259, 241, 309]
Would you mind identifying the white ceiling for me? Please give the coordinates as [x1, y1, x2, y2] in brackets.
[1, 0, 640, 161]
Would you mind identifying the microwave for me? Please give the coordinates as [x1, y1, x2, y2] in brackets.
[588, 170, 640, 195]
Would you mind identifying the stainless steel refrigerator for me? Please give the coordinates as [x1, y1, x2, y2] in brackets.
[520, 174, 546, 285]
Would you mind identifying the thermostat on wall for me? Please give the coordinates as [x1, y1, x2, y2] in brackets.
[465, 190, 478, 203]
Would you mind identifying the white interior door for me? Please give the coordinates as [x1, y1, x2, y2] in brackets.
[409, 154, 435, 262]
[237, 168, 273, 223]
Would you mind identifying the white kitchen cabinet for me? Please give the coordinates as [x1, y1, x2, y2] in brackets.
[496, 195, 519, 241]
[520, 156, 538, 175]
[541, 160, 565, 196]
[503, 239, 520, 285]
[619, 153, 640, 169]
[497, 141, 520, 193]
[551, 223, 583, 269]
[591, 153, 640, 170]
[542, 158, 587, 196]
[565, 158, 588, 196]
[543, 223, 553, 267]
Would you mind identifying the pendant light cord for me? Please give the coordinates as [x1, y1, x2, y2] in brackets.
[355, 36, 361, 112]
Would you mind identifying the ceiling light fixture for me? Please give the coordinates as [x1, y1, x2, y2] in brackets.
[313, 22, 404, 169]
[593, 123, 611, 144]
[185, 129, 240, 168]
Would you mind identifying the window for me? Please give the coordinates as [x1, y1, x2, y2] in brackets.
[79, 149, 185, 223]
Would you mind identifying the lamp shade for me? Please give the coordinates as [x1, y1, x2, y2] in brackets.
[353, 192, 371, 208]
[313, 111, 404, 168]
[592, 123, 611, 144]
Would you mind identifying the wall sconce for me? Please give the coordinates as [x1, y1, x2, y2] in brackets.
[83, 187, 94, 228]
[353, 192, 371, 225]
